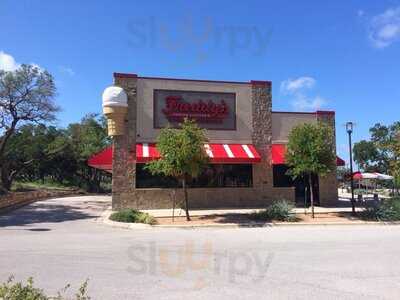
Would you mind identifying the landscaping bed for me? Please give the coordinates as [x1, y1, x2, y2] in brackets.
[154, 212, 374, 226]
[107, 199, 400, 227]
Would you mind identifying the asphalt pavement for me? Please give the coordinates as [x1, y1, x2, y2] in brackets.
[1, 196, 400, 300]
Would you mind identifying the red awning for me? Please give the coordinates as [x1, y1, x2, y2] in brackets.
[88, 143, 261, 171]
[136, 143, 261, 163]
[271, 144, 345, 166]
[336, 156, 345, 167]
[271, 144, 286, 164]
[87, 147, 113, 173]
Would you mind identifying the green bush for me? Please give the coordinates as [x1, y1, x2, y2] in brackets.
[250, 200, 296, 222]
[360, 197, 400, 221]
[0, 276, 90, 300]
[109, 209, 157, 225]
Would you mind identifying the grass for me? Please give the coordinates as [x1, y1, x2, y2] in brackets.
[109, 209, 157, 225]
[11, 180, 77, 192]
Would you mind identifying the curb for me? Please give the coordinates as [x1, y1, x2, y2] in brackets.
[97, 209, 400, 229]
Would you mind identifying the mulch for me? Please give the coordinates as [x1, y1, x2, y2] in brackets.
[155, 212, 370, 225]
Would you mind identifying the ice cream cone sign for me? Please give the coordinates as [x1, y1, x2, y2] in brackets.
[102, 86, 128, 136]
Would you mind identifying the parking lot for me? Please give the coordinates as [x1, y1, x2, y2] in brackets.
[1, 196, 400, 299]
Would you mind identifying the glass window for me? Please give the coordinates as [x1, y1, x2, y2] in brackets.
[136, 164, 179, 188]
[191, 164, 253, 188]
[136, 164, 253, 188]
[273, 164, 293, 187]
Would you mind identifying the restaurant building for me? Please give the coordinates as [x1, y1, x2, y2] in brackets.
[88, 73, 344, 209]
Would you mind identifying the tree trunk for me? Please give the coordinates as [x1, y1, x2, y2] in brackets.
[309, 174, 314, 218]
[0, 122, 17, 161]
[182, 176, 190, 221]
[304, 176, 308, 215]
[0, 122, 17, 191]
[0, 166, 12, 192]
[171, 189, 176, 223]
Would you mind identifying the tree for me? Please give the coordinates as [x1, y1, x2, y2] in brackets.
[67, 114, 111, 192]
[1, 115, 111, 192]
[2, 124, 61, 185]
[286, 123, 336, 218]
[353, 140, 379, 171]
[145, 119, 208, 221]
[369, 122, 400, 173]
[0, 65, 59, 191]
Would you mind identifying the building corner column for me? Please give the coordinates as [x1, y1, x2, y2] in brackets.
[111, 74, 137, 209]
[316, 111, 338, 207]
[251, 80, 273, 198]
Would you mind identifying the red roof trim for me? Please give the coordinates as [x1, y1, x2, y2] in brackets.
[111, 73, 272, 86]
[316, 110, 335, 115]
[113, 73, 138, 78]
[250, 80, 272, 87]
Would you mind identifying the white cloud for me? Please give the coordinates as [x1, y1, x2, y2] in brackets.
[59, 66, 75, 76]
[0, 51, 20, 71]
[369, 6, 400, 48]
[357, 10, 365, 17]
[0, 51, 42, 72]
[280, 76, 316, 94]
[292, 95, 328, 111]
[280, 76, 329, 111]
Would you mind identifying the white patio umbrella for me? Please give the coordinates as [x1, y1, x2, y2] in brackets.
[375, 173, 394, 180]
[353, 172, 394, 195]
[357, 173, 379, 179]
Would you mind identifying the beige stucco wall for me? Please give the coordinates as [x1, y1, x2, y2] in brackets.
[136, 78, 253, 144]
[272, 112, 316, 143]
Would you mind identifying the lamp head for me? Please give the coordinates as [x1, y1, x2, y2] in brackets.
[346, 122, 353, 134]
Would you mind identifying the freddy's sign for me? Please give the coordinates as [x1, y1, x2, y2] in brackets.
[162, 96, 228, 123]
[154, 90, 236, 130]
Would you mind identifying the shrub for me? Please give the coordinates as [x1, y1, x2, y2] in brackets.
[360, 197, 400, 221]
[0, 276, 90, 300]
[0, 276, 47, 300]
[109, 209, 157, 225]
[250, 200, 296, 222]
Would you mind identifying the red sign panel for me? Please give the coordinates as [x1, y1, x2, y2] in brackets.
[154, 90, 236, 130]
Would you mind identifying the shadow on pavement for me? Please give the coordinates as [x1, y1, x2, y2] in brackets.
[0, 202, 96, 227]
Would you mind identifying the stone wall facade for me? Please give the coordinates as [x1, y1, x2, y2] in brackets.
[112, 74, 137, 209]
[110, 75, 340, 209]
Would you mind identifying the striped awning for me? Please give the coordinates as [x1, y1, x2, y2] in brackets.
[138, 143, 262, 163]
[88, 143, 261, 172]
[137, 143, 261, 163]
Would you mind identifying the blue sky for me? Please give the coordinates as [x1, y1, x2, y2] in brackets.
[1, 0, 400, 164]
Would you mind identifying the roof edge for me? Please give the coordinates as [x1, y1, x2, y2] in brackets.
[272, 110, 336, 115]
[112, 73, 272, 86]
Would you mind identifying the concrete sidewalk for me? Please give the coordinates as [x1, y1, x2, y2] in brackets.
[141, 206, 364, 218]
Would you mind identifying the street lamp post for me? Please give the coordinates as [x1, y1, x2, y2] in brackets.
[346, 122, 356, 214]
